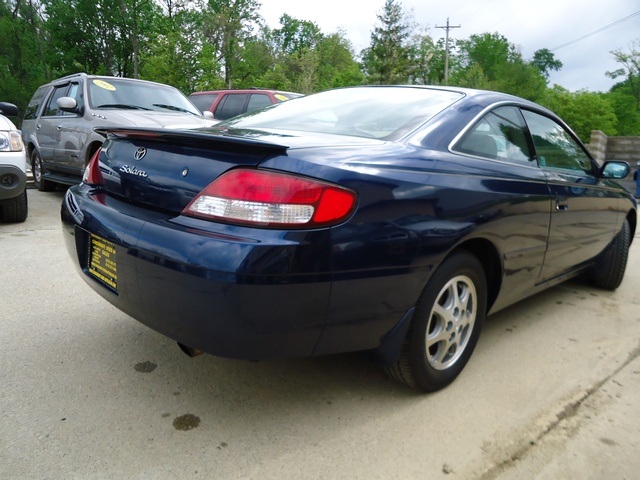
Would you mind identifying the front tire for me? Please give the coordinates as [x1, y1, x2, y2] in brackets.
[387, 251, 487, 392]
[0, 189, 28, 222]
[31, 149, 56, 192]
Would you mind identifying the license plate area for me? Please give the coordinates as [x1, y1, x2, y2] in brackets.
[87, 234, 118, 293]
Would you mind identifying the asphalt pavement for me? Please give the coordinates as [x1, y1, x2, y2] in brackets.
[1, 188, 639, 479]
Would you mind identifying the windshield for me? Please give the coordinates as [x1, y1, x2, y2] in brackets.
[223, 87, 463, 140]
[88, 78, 202, 116]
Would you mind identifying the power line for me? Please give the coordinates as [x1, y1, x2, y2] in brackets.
[436, 18, 461, 85]
[550, 10, 640, 52]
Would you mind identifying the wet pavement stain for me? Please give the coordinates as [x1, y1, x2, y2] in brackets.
[173, 414, 200, 431]
[134, 361, 157, 373]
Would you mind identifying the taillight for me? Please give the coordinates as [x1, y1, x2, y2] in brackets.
[82, 148, 104, 186]
[182, 169, 357, 228]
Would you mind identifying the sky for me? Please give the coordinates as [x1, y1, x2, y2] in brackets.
[258, 0, 640, 92]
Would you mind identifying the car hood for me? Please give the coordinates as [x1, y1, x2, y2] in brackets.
[93, 110, 217, 129]
[0, 114, 17, 131]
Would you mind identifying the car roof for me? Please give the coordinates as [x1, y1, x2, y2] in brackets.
[47, 73, 178, 89]
[190, 88, 301, 96]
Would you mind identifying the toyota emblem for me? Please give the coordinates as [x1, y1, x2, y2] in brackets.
[134, 147, 147, 161]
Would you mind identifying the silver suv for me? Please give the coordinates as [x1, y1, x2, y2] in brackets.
[22, 73, 215, 191]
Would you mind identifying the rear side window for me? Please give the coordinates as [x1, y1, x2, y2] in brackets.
[522, 110, 593, 174]
[246, 93, 272, 113]
[455, 106, 533, 163]
[24, 85, 50, 120]
[189, 93, 218, 112]
[214, 93, 248, 120]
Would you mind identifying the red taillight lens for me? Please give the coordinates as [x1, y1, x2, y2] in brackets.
[82, 148, 104, 186]
[182, 169, 357, 228]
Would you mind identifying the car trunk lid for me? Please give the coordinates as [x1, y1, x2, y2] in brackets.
[96, 127, 289, 214]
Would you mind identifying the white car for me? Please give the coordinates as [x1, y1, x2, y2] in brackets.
[0, 102, 27, 222]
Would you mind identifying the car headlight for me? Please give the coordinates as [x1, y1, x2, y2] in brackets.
[0, 130, 24, 152]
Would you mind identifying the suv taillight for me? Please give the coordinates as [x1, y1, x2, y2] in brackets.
[182, 169, 357, 228]
[82, 148, 104, 186]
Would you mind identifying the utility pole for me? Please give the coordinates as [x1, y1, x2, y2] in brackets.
[436, 18, 461, 85]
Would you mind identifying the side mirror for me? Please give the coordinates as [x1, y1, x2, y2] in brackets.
[57, 96, 79, 113]
[202, 111, 214, 119]
[0, 102, 19, 117]
[600, 161, 630, 179]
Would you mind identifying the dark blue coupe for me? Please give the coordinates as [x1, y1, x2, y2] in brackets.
[61, 86, 636, 392]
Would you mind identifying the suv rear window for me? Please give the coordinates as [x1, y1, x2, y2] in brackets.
[190, 93, 219, 112]
[215, 94, 249, 120]
[24, 85, 49, 120]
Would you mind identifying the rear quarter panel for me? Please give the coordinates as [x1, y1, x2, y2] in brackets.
[260, 144, 552, 354]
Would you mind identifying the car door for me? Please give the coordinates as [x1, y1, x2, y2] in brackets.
[521, 109, 618, 281]
[54, 81, 85, 172]
[36, 85, 68, 163]
[452, 105, 552, 307]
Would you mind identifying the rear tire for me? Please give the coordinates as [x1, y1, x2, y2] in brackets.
[387, 251, 487, 392]
[31, 149, 56, 192]
[0, 190, 28, 222]
[588, 219, 630, 290]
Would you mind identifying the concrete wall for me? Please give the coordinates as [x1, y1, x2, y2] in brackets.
[588, 130, 640, 166]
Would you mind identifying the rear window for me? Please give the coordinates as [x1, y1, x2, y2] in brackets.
[274, 92, 303, 102]
[24, 85, 50, 120]
[189, 93, 219, 112]
[224, 87, 463, 140]
[246, 93, 272, 112]
[214, 93, 248, 120]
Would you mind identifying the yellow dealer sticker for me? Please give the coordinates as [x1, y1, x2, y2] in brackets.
[93, 79, 116, 91]
[274, 94, 289, 102]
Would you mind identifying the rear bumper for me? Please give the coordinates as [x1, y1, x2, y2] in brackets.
[61, 185, 333, 359]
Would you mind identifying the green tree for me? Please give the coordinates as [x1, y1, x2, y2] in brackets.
[454, 32, 547, 100]
[457, 32, 513, 81]
[315, 31, 363, 90]
[141, 6, 222, 93]
[272, 13, 321, 55]
[202, 0, 261, 88]
[0, 0, 50, 113]
[42, 0, 161, 77]
[409, 30, 438, 85]
[361, 0, 413, 84]
[542, 86, 618, 142]
[492, 60, 547, 101]
[604, 40, 640, 135]
[531, 48, 563, 81]
[607, 40, 640, 109]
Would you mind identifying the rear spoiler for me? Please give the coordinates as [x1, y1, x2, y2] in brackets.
[94, 126, 290, 155]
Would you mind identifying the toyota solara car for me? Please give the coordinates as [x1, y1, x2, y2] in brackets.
[61, 86, 636, 392]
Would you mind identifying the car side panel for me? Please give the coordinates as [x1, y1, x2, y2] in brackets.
[260, 147, 552, 354]
[540, 171, 620, 281]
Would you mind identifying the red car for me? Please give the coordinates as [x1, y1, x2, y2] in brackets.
[188, 88, 302, 121]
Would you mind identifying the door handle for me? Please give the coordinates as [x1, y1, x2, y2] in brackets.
[555, 200, 569, 212]
[56, 125, 63, 130]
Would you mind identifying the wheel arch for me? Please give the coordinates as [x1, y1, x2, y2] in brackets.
[373, 236, 502, 368]
[450, 238, 502, 314]
[26, 141, 37, 164]
[626, 209, 636, 245]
